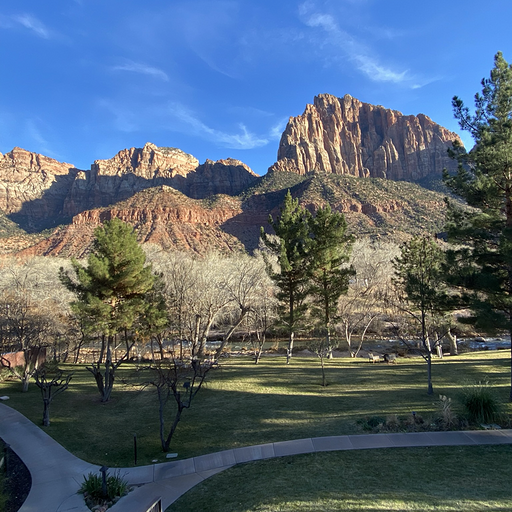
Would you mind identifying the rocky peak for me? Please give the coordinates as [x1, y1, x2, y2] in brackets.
[63, 144, 258, 216]
[269, 93, 461, 181]
[90, 142, 199, 180]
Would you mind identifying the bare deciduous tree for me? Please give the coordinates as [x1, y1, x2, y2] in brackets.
[150, 357, 215, 452]
[337, 240, 399, 357]
[214, 254, 270, 359]
[34, 367, 73, 426]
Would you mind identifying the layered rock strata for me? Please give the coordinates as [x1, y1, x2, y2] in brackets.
[0, 148, 79, 229]
[20, 187, 246, 257]
[269, 94, 461, 180]
[0, 143, 259, 228]
[63, 143, 258, 216]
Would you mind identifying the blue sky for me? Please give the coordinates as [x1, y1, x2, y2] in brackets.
[1, 1, 511, 175]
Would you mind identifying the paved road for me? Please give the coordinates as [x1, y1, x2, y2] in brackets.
[2, 403, 512, 512]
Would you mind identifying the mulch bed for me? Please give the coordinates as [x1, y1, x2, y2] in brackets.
[0, 438, 31, 512]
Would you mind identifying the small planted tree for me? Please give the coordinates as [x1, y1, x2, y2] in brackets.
[150, 357, 215, 452]
[60, 219, 161, 402]
[34, 366, 73, 426]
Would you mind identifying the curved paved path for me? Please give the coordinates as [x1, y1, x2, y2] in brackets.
[2, 404, 512, 512]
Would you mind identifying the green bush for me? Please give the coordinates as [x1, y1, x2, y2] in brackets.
[79, 470, 129, 507]
[461, 381, 502, 424]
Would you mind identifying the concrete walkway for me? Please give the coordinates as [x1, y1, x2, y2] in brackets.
[2, 404, 512, 512]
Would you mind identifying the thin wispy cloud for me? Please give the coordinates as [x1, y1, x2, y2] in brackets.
[270, 118, 289, 140]
[26, 119, 61, 159]
[97, 99, 139, 133]
[112, 61, 169, 82]
[13, 14, 50, 39]
[298, 3, 409, 84]
[169, 103, 269, 150]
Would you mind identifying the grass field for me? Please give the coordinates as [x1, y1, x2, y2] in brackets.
[0, 351, 511, 468]
[167, 445, 512, 511]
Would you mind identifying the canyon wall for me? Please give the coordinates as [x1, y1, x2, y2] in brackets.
[269, 94, 461, 180]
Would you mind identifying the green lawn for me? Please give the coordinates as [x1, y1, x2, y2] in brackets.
[0, 351, 511, 469]
[168, 446, 512, 511]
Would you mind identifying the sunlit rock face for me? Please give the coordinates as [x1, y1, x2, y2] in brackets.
[269, 93, 461, 180]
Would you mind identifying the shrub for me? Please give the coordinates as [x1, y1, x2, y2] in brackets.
[79, 470, 129, 509]
[461, 381, 502, 424]
[359, 416, 386, 431]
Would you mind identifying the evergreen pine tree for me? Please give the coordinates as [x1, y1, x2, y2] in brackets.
[261, 191, 311, 363]
[443, 52, 512, 400]
[307, 205, 353, 366]
[60, 219, 159, 401]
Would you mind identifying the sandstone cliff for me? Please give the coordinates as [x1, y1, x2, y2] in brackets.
[0, 147, 79, 229]
[61, 142, 259, 216]
[62, 142, 199, 216]
[0, 143, 259, 229]
[269, 94, 461, 180]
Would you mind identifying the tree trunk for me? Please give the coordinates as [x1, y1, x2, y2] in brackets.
[87, 364, 105, 397]
[422, 310, 433, 395]
[447, 329, 458, 356]
[286, 331, 294, 364]
[192, 315, 201, 357]
[42, 399, 50, 427]
[254, 332, 265, 364]
[326, 327, 333, 360]
[215, 309, 248, 360]
[22, 374, 30, 393]
[427, 352, 433, 395]
[163, 404, 184, 452]
[320, 351, 327, 387]
[344, 322, 354, 357]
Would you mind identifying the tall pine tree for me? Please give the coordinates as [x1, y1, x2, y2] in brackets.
[307, 205, 353, 362]
[60, 219, 159, 401]
[443, 52, 512, 400]
[261, 191, 311, 364]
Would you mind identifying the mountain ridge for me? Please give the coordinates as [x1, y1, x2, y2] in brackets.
[0, 94, 465, 256]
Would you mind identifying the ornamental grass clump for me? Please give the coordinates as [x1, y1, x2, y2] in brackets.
[437, 395, 457, 428]
[461, 380, 502, 424]
[79, 470, 129, 510]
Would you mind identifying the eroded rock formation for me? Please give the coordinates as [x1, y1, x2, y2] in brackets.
[0, 143, 259, 228]
[63, 143, 258, 216]
[0, 147, 79, 229]
[269, 94, 461, 180]
[20, 187, 246, 258]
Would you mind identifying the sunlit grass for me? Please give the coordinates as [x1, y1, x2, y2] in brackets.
[0, 351, 511, 468]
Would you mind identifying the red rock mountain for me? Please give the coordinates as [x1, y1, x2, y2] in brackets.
[20, 187, 246, 257]
[63, 143, 258, 217]
[0, 147, 78, 222]
[269, 94, 461, 180]
[0, 94, 465, 256]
